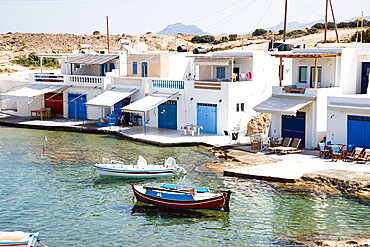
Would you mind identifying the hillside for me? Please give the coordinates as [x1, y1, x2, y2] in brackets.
[0, 27, 364, 80]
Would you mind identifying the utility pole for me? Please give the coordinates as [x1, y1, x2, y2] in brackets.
[106, 16, 110, 54]
[360, 11, 364, 43]
[329, 0, 339, 43]
[283, 0, 288, 42]
[324, 0, 328, 43]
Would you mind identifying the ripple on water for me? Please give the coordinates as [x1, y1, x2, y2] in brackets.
[0, 127, 369, 246]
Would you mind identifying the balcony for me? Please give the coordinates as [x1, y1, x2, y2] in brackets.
[29, 73, 108, 88]
[272, 85, 342, 98]
[152, 79, 184, 90]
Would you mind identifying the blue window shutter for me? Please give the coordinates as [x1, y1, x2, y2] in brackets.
[299, 66, 307, 83]
[216, 67, 225, 79]
[133, 62, 137, 74]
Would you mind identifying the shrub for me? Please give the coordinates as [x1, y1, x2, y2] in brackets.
[307, 27, 318, 34]
[350, 29, 370, 43]
[191, 35, 215, 43]
[286, 30, 305, 37]
[252, 29, 267, 36]
[229, 34, 237, 41]
[10, 53, 59, 67]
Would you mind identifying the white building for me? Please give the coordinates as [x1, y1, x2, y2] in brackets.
[254, 43, 370, 149]
[122, 50, 281, 135]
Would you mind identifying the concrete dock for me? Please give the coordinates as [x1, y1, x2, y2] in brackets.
[0, 116, 248, 147]
[223, 146, 370, 182]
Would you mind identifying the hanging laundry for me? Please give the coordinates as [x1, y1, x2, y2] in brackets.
[246, 72, 252, 80]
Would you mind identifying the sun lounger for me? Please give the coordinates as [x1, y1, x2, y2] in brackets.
[268, 137, 292, 154]
[356, 149, 370, 164]
[345, 147, 363, 162]
[274, 138, 302, 154]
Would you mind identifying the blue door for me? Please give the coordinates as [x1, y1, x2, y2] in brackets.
[282, 112, 305, 147]
[68, 94, 87, 120]
[101, 63, 107, 76]
[158, 100, 177, 129]
[361, 62, 370, 94]
[197, 103, 217, 134]
[142, 62, 148, 77]
[347, 115, 370, 148]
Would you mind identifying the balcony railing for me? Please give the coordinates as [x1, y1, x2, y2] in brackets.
[68, 75, 103, 84]
[152, 80, 184, 89]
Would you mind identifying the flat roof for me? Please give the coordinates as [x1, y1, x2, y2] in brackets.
[271, 48, 342, 58]
[66, 54, 119, 65]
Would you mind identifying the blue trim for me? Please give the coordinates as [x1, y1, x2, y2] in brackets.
[133, 62, 137, 74]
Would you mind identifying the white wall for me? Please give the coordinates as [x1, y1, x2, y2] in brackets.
[168, 54, 193, 80]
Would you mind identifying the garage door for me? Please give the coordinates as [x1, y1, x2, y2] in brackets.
[158, 100, 177, 129]
[282, 111, 305, 148]
[347, 115, 370, 148]
[197, 103, 217, 134]
[68, 94, 87, 120]
[44, 93, 63, 116]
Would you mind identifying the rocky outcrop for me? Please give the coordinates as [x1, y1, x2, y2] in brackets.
[300, 170, 370, 199]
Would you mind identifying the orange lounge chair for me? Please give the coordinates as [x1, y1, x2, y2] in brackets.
[345, 147, 363, 162]
[356, 149, 370, 164]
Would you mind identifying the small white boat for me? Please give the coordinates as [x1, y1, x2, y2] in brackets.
[94, 156, 186, 178]
[0, 231, 39, 247]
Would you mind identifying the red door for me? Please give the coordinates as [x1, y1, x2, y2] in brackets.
[44, 93, 63, 116]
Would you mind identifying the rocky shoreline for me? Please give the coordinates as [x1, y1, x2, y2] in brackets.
[204, 146, 370, 246]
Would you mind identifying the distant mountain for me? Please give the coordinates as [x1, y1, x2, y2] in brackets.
[157, 22, 209, 35]
[264, 19, 324, 32]
[219, 33, 229, 37]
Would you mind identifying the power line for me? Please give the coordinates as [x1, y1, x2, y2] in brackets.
[297, 0, 323, 18]
[249, 0, 274, 31]
[202, 0, 258, 32]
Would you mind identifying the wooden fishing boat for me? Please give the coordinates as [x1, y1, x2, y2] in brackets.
[131, 184, 232, 211]
[94, 156, 186, 178]
[0, 231, 39, 247]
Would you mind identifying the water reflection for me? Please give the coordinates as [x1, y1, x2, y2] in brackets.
[131, 203, 230, 227]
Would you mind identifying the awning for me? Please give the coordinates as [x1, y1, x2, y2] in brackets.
[122, 92, 179, 113]
[328, 102, 370, 114]
[0, 84, 67, 101]
[85, 87, 138, 108]
[253, 96, 314, 116]
[194, 59, 229, 66]
[66, 55, 119, 65]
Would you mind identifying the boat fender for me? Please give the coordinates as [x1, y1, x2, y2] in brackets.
[157, 193, 162, 197]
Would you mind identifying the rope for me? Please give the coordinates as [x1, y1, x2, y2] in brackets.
[37, 239, 49, 247]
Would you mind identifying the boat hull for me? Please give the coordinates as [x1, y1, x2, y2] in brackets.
[0, 232, 38, 247]
[131, 184, 227, 211]
[94, 165, 174, 178]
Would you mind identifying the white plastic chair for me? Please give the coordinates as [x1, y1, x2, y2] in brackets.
[260, 137, 270, 151]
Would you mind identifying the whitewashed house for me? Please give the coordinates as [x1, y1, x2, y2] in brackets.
[0, 53, 145, 121]
[122, 50, 281, 135]
[254, 43, 370, 149]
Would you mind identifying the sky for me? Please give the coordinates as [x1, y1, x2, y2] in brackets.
[0, 0, 369, 35]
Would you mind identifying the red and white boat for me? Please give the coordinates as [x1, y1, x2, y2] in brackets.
[0, 232, 39, 247]
[131, 184, 232, 211]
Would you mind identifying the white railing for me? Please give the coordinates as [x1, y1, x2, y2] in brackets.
[68, 75, 103, 84]
[152, 79, 184, 89]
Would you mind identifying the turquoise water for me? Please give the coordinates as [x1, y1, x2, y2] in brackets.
[0, 126, 369, 246]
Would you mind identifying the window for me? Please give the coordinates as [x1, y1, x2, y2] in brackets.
[299, 66, 307, 83]
[216, 67, 225, 79]
[236, 103, 240, 112]
[133, 62, 137, 74]
[241, 103, 245, 112]
[310, 66, 322, 87]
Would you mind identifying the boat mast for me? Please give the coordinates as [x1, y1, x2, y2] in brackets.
[329, 0, 339, 43]
[324, 0, 328, 43]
